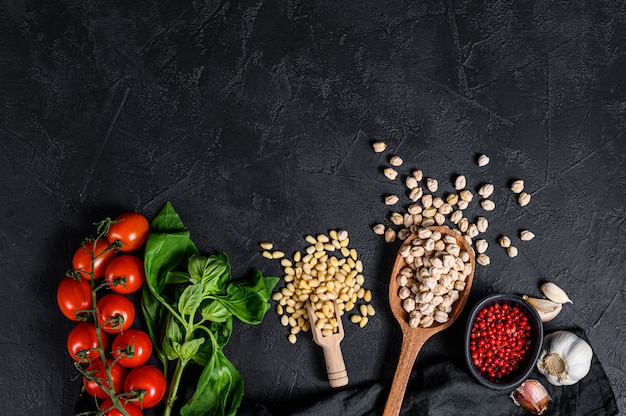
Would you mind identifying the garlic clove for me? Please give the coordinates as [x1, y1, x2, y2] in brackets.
[540, 282, 572, 304]
[510, 379, 550, 415]
[522, 295, 562, 322]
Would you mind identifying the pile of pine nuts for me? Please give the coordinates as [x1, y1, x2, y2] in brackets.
[261, 230, 374, 344]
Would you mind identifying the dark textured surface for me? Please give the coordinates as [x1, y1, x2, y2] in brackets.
[0, 0, 624, 415]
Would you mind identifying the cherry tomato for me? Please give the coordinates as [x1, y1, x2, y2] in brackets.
[83, 358, 127, 399]
[100, 399, 143, 416]
[67, 322, 108, 363]
[124, 365, 167, 408]
[104, 255, 146, 294]
[57, 276, 93, 321]
[72, 238, 116, 280]
[111, 329, 153, 368]
[107, 213, 149, 252]
[97, 294, 135, 334]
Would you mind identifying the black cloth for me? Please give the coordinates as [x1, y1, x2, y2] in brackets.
[240, 329, 618, 416]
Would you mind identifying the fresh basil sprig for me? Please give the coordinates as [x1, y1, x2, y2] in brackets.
[141, 202, 278, 416]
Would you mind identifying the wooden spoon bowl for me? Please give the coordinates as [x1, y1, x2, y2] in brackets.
[382, 225, 476, 416]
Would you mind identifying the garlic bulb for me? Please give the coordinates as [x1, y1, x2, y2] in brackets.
[510, 379, 550, 415]
[540, 282, 572, 304]
[522, 296, 562, 322]
[537, 330, 593, 386]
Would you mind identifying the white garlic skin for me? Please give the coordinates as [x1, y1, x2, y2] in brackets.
[523, 295, 562, 322]
[537, 330, 593, 386]
[540, 282, 572, 304]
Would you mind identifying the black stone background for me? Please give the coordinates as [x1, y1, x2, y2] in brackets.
[0, 0, 624, 415]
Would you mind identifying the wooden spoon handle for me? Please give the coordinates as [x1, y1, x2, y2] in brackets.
[382, 335, 427, 416]
[321, 342, 349, 388]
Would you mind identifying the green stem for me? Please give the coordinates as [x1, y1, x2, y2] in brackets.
[86, 235, 131, 416]
[163, 358, 189, 416]
[147, 283, 187, 328]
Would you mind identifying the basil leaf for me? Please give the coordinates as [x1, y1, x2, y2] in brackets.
[202, 253, 230, 293]
[187, 254, 230, 293]
[214, 271, 279, 324]
[180, 344, 244, 416]
[178, 283, 204, 316]
[141, 285, 168, 367]
[191, 318, 234, 367]
[210, 317, 233, 349]
[164, 315, 184, 360]
[201, 300, 231, 323]
[144, 201, 198, 295]
[165, 270, 191, 284]
[180, 338, 206, 361]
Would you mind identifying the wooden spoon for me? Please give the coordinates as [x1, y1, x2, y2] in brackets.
[382, 225, 476, 416]
[306, 300, 349, 388]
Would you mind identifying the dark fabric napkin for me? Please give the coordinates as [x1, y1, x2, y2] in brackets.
[239, 329, 619, 416]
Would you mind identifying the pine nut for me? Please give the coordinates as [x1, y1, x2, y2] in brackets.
[260, 242, 273, 250]
[270, 228, 374, 342]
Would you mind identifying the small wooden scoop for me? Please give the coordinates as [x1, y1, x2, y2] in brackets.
[383, 226, 475, 416]
[306, 300, 349, 388]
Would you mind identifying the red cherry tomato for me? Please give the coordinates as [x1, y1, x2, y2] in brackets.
[83, 358, 127, 399]
[57, 276, 93, 321]
[72, 238, 116, 280]
[104, 255, 146, 294]
[107, 213, 149, 252]
[111, 329, 153, 368]
[100, 399, 143, 416]
[97, 294, 135, 334]
[124, 365, 167, 408]
[67, 322, 108, 363]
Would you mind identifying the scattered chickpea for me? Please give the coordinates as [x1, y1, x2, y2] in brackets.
[373, 141, 387, 152]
